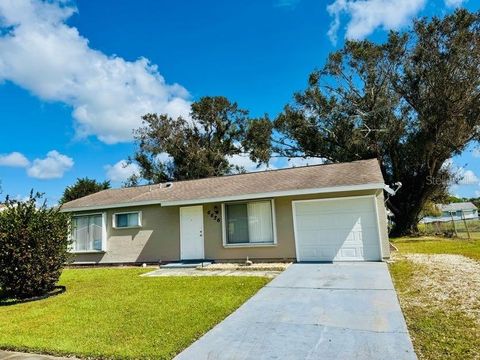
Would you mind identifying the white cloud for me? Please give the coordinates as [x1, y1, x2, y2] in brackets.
[228, 154, 273, 172]
[156, 152, 174, 164]
[447, 162, 480, 197]
[473, 148, 480, 158]
[444, 0, 465, 8]
[228, 155, 324, 173]
[287, 157, 325, 167]
[0, 151, 30, 167]
[327, 0, 426, 44]
[27, 150, 74, 179]
[458, 169, 479, 185]
[105, 160, 140, 183]
[0, 0, 191, 144]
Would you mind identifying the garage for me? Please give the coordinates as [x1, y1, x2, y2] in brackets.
[293, 196, 382, 262]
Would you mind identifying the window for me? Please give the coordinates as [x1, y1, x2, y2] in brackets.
[224, 200, 275, 245]
[114, 212, 141, 228]
[71, 214, 105, 252]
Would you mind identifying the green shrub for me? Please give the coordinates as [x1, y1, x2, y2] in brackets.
[0, 193, 71, 299]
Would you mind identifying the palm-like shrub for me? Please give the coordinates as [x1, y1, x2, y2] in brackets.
[0, 193, 71, 299]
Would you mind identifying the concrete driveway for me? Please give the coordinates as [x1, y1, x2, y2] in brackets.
[175, 262, 416, 360]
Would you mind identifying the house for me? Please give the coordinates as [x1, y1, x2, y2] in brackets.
[422, 202, 479, 223]
[60, 159, 390, 264]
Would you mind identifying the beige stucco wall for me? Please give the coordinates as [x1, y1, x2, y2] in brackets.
[71, 189, 390, 264]
[203, 189, 390, 261]
[72, 204, 180, 264]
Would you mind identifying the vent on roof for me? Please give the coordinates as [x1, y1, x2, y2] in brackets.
[165, 182, 173, 188]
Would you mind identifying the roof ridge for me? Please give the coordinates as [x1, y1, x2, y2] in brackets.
[130, 158, 379, 188]
[61, 158, 382, 210]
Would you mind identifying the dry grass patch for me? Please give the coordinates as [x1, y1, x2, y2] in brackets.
[390, 253, 480, 359]
[403, 254, 480, 320]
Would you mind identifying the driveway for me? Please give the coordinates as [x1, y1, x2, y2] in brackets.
[175, 262, 416, 360]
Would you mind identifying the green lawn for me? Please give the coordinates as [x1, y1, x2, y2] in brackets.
[0, 268, 269, 359]
[391, 236, 480, 260]
[389, 237, 480, 359]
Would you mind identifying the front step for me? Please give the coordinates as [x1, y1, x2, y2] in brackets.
[160, 261, 212, 269]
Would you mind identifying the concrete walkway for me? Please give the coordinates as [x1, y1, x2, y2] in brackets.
[175, 262, 417, 360]
[0, 351, 76, 360]
[143, 268, 281, 278]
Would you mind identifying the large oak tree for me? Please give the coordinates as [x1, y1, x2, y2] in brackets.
[245, 10, 480, 236]
[128, 96, 261, 185]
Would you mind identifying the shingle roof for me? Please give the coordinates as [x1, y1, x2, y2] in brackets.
[61, 158, 384, 211]
[440, 202, 478, 212]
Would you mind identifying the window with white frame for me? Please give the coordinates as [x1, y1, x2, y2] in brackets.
[224, 200, 274, 245]
[71, 214, 104, 252]
[113, 212, 141, 228]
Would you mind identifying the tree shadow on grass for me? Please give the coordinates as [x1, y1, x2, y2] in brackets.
[0, 286, 66, 306]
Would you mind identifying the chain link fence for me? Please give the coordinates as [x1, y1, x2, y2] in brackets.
[419, 217, 480, 239]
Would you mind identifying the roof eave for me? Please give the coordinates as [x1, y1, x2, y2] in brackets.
[159, 182, 384, 207]
[60, 182, 384, 212]
[60, 199, 163, 213]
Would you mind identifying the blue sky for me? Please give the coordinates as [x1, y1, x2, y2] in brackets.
[0, 0, 479, 204]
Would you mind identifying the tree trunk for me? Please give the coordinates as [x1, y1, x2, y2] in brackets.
[388, 191, 423, 237]
[389, 211, 420, 237]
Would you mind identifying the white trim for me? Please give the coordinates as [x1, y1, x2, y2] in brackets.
[291, 195, 382, 262]
[292, 201, 300, 263]
[292, 194, 376, 204]
[221, 203, 227, 247]
[60, 182, 385, 212]
[70, 212, 107, 253]
[70, 250, 106, 254]
[221, 199, 277, 248]
[71, 211, 105, 217]
[373, 195, 385, 259]
[112, 211, 143, 229]
[223, 243, 278, 248]
[271, 198, 278, 247]
[61, 200, 161, 213]
[180, 205, 205, 260]
[101, 212, 107, 252]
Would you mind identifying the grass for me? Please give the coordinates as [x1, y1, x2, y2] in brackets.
[391, 236, 480, 260]
[0, 268, 269, 359]
[389, 237, 480, 359]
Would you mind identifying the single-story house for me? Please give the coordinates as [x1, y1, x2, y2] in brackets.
[60, 159, 390, 264]
[422, 202, 478, 223]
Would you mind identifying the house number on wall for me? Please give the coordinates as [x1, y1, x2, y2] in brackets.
[207, 206, 221, 222]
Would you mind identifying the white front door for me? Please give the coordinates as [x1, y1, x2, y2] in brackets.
[180, 205, 204, 260]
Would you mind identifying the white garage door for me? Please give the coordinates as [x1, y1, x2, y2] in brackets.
[293, 197, 381, 262]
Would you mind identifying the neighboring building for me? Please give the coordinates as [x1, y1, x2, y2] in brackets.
[0, 204, 6, 212]
[422, 202, 479, 223]
[60, 159, 390, 265]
